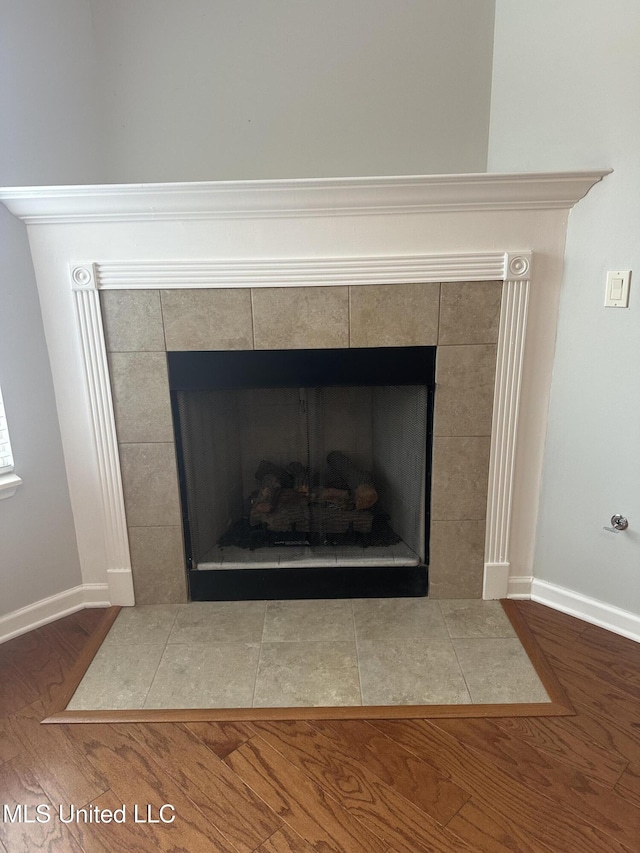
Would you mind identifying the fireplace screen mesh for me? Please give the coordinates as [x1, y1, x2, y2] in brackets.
[173, 384, 429, 569]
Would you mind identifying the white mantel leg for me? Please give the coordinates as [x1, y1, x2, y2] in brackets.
[72, 265, 135, 605]
[483, 254, 531, 599]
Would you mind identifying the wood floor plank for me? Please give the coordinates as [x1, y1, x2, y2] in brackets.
[615, 762, 640, 810]
[60, 722, 240, 852]
[9, 699, 110, 807]
[37, 613, 100, 666]
[372, 719, 636, 853]
[224, 735, 388, 853]
[435, 717, 640, 851]
[59, 789, 140, 853]
[0, 754, 84, 852]
[539, 627, 640, 702]
[525, 659, 640, 763]
[252, 720, 474, 853]
[550, 697, 640, 767]
[517, 600, 588, 644]
[0, 660, 39, 717]
[446, 797, 555, 853]
[0, 716, 21, 765]
[125, 722, 281, 853]
[494, 715, 629, 787]
[0, 631, 71, 718]
[307, 718, 471, 824]
[254, 825, 317, 853]
[186, 720, 257, 758]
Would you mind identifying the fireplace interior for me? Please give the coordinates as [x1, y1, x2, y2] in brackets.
[169, 347, 435, 600]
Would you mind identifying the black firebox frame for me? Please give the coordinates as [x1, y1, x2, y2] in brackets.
[169, 346, 436, 601]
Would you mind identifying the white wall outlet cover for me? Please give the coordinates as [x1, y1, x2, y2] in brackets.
[605, 270, 631, 307]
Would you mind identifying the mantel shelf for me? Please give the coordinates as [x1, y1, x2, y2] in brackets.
[0, 170, 611, 224]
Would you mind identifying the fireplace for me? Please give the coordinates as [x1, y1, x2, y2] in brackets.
[0, 171, 608, 609]
[168, 347, 435, 599]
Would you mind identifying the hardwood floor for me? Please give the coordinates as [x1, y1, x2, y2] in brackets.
[1, 600, 639, 852]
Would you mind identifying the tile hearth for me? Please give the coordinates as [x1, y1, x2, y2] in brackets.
[67, 599, 550, 711]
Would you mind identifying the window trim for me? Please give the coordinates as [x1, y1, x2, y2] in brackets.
[0, 383, 21, 500]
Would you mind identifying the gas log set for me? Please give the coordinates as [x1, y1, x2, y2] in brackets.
[218, 450, 402, 551]
[250, 451, 378, 534]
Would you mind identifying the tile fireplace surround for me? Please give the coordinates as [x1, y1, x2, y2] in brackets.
[102, 280, 500, 603]
[0, 171, 609, 610]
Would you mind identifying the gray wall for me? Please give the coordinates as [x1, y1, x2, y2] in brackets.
[488, 0, 640, 615]
[90, 0, 496, 181]
[0, 0, 107, 617]
[1, 0, 496, 618]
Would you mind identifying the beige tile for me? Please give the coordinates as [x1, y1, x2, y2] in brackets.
[252, 287, 348, 350]
[101, 290, 165, 352]
[428, 521, 485, 599]
[119, 443, 182, 527]
[353, 597, 448, 640]
[144, 643, 260, 709]
[434, 345, 497, 436]
[350, 283, 439, 347]
[453, 638, 550, 704]
[169, 601, 266, 644]
[67, 643, 164, 710]
[439, 600, 517, 638]
[109, 352, 173, 443]
[263, 600, 354, 642]
[161, 289, 253, 351]
[357, 639, 471, 705]
[128, 527, 187, 604]
[254, 641, 361, 707]
[430, 437, 491, 521]
[102, 604, 179, 645]
[438, 281, 502, 345]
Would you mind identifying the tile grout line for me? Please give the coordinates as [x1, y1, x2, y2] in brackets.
[449, 634, 475, 705]
[251, 601, 269, 707]
[351, 599, 365, 707]
[140, 607, 181, 710]
[437, 600, 475, 704]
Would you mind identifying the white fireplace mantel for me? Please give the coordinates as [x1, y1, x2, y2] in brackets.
[0, 171, 609, 607]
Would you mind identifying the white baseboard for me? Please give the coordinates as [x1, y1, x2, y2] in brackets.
[0, 584, 111, 645]
[507, 574, 533, 599]
[531, 578, 640, 644]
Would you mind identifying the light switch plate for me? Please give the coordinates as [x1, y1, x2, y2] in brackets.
[605, 270, 631, 307]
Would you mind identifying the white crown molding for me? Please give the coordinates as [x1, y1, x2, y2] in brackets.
[0, 170, 611, 224]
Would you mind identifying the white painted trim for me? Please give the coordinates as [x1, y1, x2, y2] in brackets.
[483, 562, 511, 599]
[94, 252, 510, 289]
[71, 251, 531, 603]
[531, 579, 640, 643]
[0, 170, 610, 224]
[0, 585, 111, 645]
[485, 274, 530, 584]
[507, 575, 534, 599]
[106, 570, 136, 606]
[0, 472, 22, 499]
[72, 279, 135, 606]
